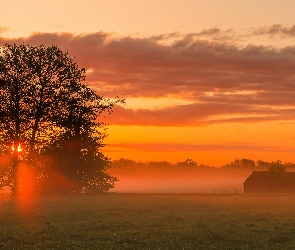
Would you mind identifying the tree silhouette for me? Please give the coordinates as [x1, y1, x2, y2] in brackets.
[268, 160, 286, 173]
[0, 43, 123, 195]
[223, 158, 256, 170]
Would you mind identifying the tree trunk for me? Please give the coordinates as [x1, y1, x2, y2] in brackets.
[12, 79, 21, 196]
[12, 148, 19, 196]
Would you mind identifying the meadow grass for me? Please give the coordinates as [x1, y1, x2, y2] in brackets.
[1, 193, 295, 249]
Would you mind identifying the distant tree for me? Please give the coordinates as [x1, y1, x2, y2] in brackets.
[176, 158, 198, 167]
[268, 160, 286, 173]
[111, 158, 139, 168]
[256, 160, 271, 170]
[284, 162, 295, 171]
[110, 158, 148, 176]
[223, 158, 256, 170]
[0, 43, 123, 195]
[147, 161, 172, 168]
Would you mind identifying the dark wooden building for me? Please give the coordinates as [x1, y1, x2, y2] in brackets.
[244, 171, 295, 193]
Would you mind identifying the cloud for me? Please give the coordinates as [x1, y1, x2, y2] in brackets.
[103, 104, 295, 126]
[253, 24, 295, 37]
[1, 29, 295, 126]
[148, 25, 295, 44]
[106, 142, 293, 153]
[0, 27, 9, 34]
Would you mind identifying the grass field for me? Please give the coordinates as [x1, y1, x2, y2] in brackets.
[1, 193, 295, 249]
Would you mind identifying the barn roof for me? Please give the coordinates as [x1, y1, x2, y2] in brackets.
[244, 171, 295, 185]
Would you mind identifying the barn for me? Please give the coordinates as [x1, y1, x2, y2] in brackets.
[244, 171, 295, 193]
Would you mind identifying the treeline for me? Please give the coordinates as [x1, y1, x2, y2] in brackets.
[111, 158, 295, 172]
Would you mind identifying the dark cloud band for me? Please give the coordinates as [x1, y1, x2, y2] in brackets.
[1, 28, 295, 126]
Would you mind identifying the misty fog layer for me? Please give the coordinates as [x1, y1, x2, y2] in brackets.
[108, 158, 290, 193]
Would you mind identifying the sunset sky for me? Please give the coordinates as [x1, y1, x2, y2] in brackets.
[1, 1, 295, 166]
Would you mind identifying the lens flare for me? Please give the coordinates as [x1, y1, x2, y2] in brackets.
[11, 144, 22, 153]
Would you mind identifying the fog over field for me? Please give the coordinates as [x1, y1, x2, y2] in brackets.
[108, 158, 291, 194]
[110, 169, 248, 194]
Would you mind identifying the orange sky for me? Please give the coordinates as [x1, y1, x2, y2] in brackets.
[1, 1, 295, 165]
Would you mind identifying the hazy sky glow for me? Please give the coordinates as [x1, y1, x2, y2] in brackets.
[1, 1, 295, 165]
